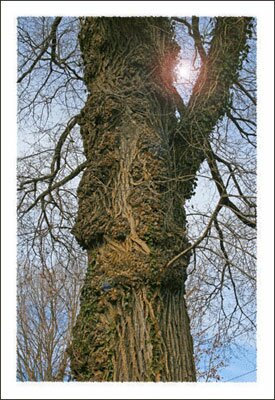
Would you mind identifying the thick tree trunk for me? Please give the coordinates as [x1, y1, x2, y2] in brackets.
[70, 263, 195, 381]
[69, 17, 196, 381]
[69, 16, 251, 381]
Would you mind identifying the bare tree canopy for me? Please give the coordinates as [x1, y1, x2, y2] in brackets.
[16, 15, 258, 383]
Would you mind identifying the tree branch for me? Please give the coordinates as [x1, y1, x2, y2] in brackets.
[227, 111, 256, 147]
[172, 17, 192, 36]
[19, 115, 80, 191]
[235, 81, 256, 106]
[191, 16, 207, 62]
[174, 18, 253, 201]
[17, 17, 62, 84]
[22, 161, 87, 214]
[166, 197, 224, 268]
[206, 142, 256, 229]
[213, 154, 256, 209]
[50, 116, 79, 177]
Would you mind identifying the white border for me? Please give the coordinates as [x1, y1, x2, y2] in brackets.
[1, 1, 274, 399]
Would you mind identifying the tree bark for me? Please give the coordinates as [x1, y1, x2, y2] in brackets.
[69, 16, 251, 381]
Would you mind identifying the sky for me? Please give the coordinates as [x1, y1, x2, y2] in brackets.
[218, 344, 256, 382]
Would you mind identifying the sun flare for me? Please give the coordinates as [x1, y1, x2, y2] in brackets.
[175, 59, 193, 83]
[175, 59, 195, 84]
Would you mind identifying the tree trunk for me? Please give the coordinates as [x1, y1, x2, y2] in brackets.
[68, 17, 196, 382]
[69, 16, 251, 381]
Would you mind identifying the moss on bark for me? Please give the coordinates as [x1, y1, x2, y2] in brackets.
[69, 16, 252, 381]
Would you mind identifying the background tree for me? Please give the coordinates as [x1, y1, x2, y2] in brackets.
[17, 16, 256, 382]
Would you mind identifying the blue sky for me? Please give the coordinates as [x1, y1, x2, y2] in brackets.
[220, 344, 256, 382]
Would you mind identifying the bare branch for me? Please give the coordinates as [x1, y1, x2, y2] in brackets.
[22, 161, 87, 214]
[166, 197, 224, 268]
[206, 142, 256, 229]
[191, 16, 207, 62]
[17, 17, 62, 84]
[235, 81, 256, 106]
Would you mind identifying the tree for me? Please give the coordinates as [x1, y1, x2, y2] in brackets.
[17, 16, 256, 382]
[17, 261, 84, 381]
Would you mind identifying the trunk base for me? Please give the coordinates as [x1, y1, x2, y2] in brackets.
[69, 277, 196, 382]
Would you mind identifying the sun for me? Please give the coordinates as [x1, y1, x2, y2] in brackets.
[175, 59, 193, 83]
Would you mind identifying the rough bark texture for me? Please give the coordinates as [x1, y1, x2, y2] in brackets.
[69, 17, 251, 382]
[174, 17, 252, 199]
